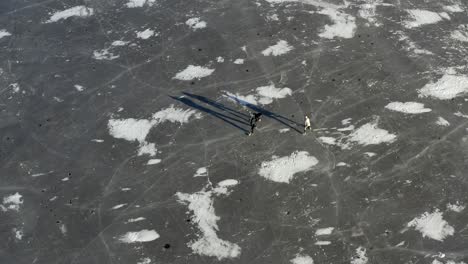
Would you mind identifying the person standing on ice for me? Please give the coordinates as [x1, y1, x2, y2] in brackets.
[303, 115, 311, 134]
[248, 112, 262, 136]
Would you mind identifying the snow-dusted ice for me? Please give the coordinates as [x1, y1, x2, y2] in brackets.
[45, 6, 94, 23]
[0, 29, 11, 39]
[176, 181, 241, 260]
[186, 17, 207, 30]
[262, 40, 293, 56]
[259, 151, 318, 183]
[419, 74, 468, 100]
[5, 0, 468, 262]
[173, 65, 215, 81]
[119, 230, 160, 243]
[407, 210, 454, 241]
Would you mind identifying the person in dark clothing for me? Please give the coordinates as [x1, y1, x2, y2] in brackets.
[248, 112, 262, 136]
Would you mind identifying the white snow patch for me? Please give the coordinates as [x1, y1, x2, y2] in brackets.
[136, 29, 156, 39]
[218, 180, 238, 187]
[137, 142, 157, 156]
[60, 224, 67, 235]
[194, 167, 208, 177]
[112, 203, 127, 210]
[267, 14, 279, 21]
[318, 8, 357, 39]
[291, 254, 314, 264]
[111, 40, 129, 46]
[413, 47, 434, 55]
[108, 118, 154, 143]
[407, 209, 454, 241]
[216, 57, 224, 63]
[108, 118, 155, 156]
[225, 84, 292, 106]
[258, 151, 318, 183]
[444, 5, 464, 13]
[45, 6, 94, 23]
[137, 258, 151, 264]
[358, 1, 392, 26]
[349, 122, 396, 145]
[315, 227, 334, 236]
[176, 181, 241, 260]
[186, 18, 207, 30]
[454, 111, 468, 119]
[364, 152, 376, 157]
[213, 179, 239, 195]
[279, 128, 290, 133]
[53, 96, 64, 102]
[439, 12, 451, 20]
[404, 9, 443, 28]
[61, 177, 69, 181]
[119, 229, 160, 243]
[418, 74, 468, 100]
[10, 83, 20, 93]
[108, 105, 200, 156]
[451, 31, 468, 42]
[447, 203, 465, 213]
[436, 117, 450, 126]
[442, 260, 467, 264]
[233, 59, 244, 64]
[91, 139, 104, 142]
[256, 84, 292, 104]
[152, 105, 202, 124]
[173, 65, 215, 81]
[147, 159, 161, 165]
[125, 0, 156, 8]
[261, 40, 293, 56]
[336, 162, 348, 167]
[385, 102, 431, 114]
[351, 246, 368, 264]
[127, 217, 146, 223]
[451, 25, 468, 42]
[74, 84, 84, 91]
[93, 48, 119, 60]
[341, 118, 352, 125]
[359, 3, 378, 26]
[319, 136, 336, 145]
[14, 228, 23, 240]
[0, 29, 11, 39]
[314, 241, 331, 245]
[2, 193, 23, 211]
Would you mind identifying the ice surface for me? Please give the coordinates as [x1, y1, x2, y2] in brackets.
[3, 0, 468, 263]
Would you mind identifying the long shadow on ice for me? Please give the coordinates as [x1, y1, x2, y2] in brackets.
[170, 95, 249, 133]
[182, 92, 249, 121]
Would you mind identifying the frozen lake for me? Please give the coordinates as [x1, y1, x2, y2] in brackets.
[1, 0, 468, 263]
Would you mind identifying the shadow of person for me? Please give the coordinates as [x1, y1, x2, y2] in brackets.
[170, 95, 249, 133]
[182, 92, 249, 121]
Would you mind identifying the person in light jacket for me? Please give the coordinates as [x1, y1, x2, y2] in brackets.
[304, 115, 311, 134]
